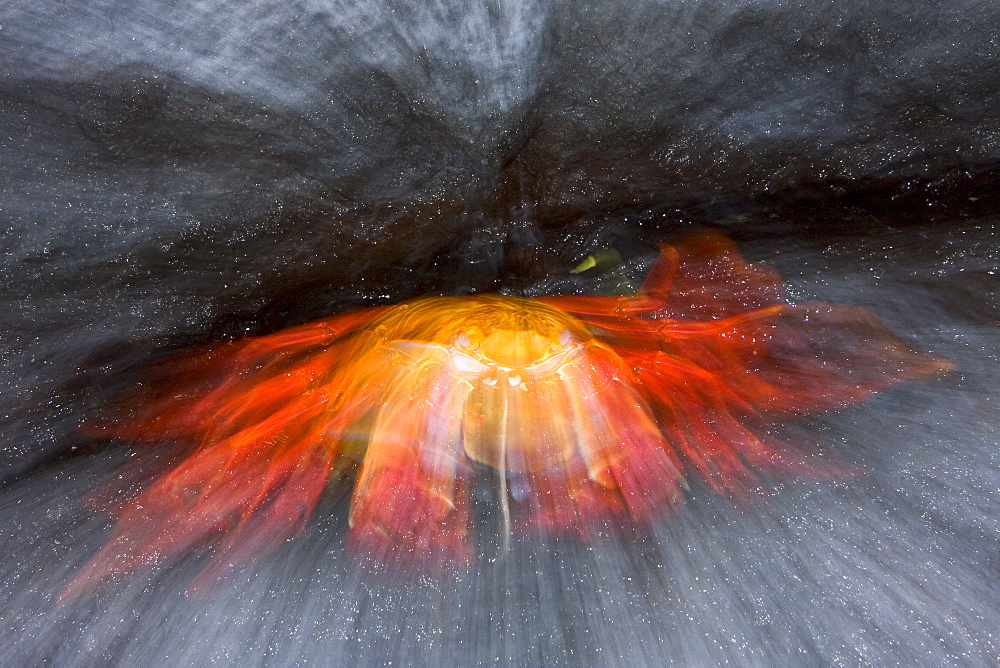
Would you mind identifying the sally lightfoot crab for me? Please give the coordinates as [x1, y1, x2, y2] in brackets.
[59, 234, 950, 601]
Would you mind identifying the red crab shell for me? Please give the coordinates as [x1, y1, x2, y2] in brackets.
[60, 234, 950, 600]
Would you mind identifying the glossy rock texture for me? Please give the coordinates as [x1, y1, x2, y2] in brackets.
[2, 0, 999, 665]
[3, 1, 999, 475]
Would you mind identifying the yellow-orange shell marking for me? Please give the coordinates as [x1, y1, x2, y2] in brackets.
[60, 234, 950, 600]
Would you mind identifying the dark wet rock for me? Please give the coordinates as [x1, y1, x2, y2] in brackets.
[1, 4, 999, 663]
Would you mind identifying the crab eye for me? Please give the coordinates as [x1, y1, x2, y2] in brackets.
[453, 331, 481, 352]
